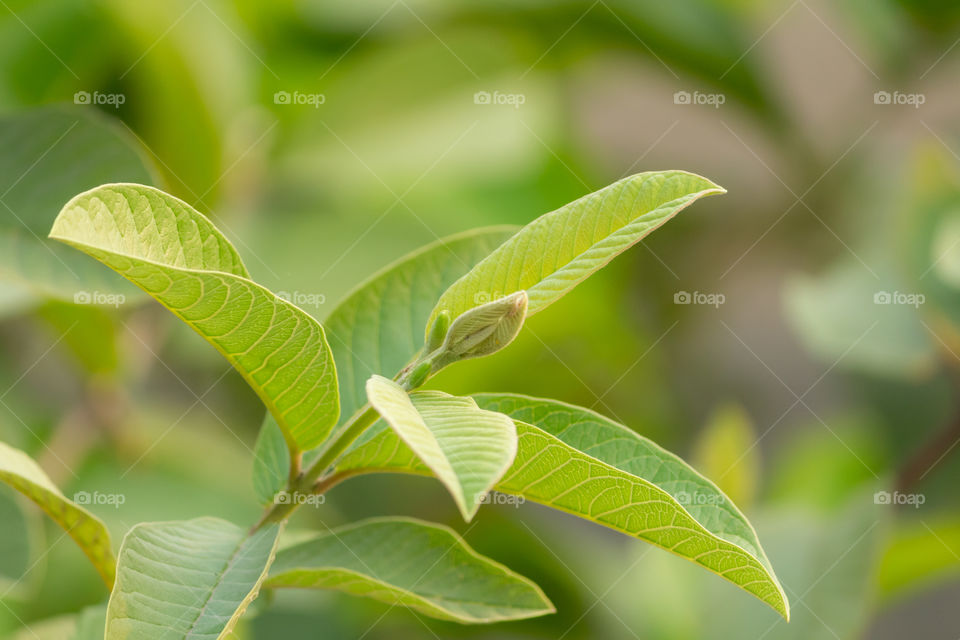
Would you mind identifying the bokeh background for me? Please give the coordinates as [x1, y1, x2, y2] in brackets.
[1, 0, 960, 637]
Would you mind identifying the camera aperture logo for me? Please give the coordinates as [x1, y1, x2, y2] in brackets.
[675, 491, 724, 506]
[74, 491, 125, 508]
[473, 290, 507, 305]
[874, 290, 924, 309]
[673, 90, 725, 108]
[674, 290, 725, 308]
[873, 90, 925, 108]
[274, 491, 325, 507]
[476, 492, 525, 507]
[473, 90, 525, 109]
[874, 490, 924, 508]
[74, 91, 125, 109]
[74, 290, 125, 308]
[274, 91, 326, 108]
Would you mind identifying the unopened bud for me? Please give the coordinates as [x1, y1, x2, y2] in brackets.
[400, 360, 433, 391]
[424, 310, 451, 354]
[433, 291, 528, 368]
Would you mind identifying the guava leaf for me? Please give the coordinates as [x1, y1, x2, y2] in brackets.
[337, 395, 789, 619]
[0, 441, 114, 587]
[365, 376, 516, 521]
[266, 516, 553, 623]
[252, 414, 290, 506]
[324, 227, 516, 422]
[427, 171, 724, 335]
[49, 184, 339, 451]
[0, 105, 158, 308]
[106, 518, 281, 640]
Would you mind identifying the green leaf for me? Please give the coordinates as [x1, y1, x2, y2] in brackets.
[0, 440, 115, 587]
[324, 227, 516, 422]
[0, 485, 44, 599]
[266, 516, 553, 623]
[49, 184, 339, 451]
[106, 517, 282, 640]
[426, 171, 724, 335]
[0, 105, 158, 307]
[252, 414, 290, 506]
[365, 376, 517, 521]
[337, 394, 789, 618]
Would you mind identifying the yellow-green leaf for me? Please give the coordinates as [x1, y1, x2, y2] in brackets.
[427, 170, 724, 334]
[0, 441, 114, 587]
[49, 184, 339, 451]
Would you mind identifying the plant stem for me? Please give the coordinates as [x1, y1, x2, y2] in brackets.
[252, 404, 380, 530]
[301, 405, 379, 486]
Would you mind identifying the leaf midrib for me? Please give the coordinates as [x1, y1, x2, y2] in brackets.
[181, 531, 253, 639]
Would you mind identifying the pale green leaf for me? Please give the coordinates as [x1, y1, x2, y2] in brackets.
[49, 184, 339, 451]
[337, 395, 789, 618]
[106, 517, 282, 640]
[0, 105, 157, 307]
[0, 440, 114, 587]
[252, 414, 290, 506]
[265, 516, 553, 623]
[427, 171, 724, 334]
[324, 227, 516, 422]
[365, 376, 516, 521]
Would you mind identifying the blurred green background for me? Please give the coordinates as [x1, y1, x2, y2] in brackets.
[1, 0, 960, 637]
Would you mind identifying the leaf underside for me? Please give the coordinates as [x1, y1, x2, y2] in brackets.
[324, 226, 516, 423]
[49, 184, 339, 450]
[0, 441, 115, 587]
[266, 517, 553, 623]
[106, 517, 282, 640]
[337, 395, 789, 619]
[365, 376, 517, 521]
[427, 170, 724, 335]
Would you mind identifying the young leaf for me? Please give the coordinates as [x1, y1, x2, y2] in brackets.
[0, 441, 115, 587]
[324, 227, 516, 421]
[336, 396, 789, 619]
[426, 171, 724, 334]
[0, 106, 158, 307]
[49, 184, 339, 451]
[266, 517, 554, 623]
[365, 376, 517, 521]
[106, 517, 282, 640]
[252, 414, 291, 505]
